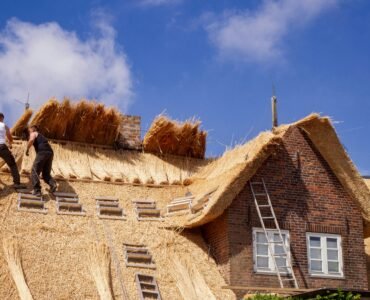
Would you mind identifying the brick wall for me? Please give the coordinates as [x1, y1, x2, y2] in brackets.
[202, 127, 368, 290]
[202, 212, 231, 283]
[118, 115, 141, 150]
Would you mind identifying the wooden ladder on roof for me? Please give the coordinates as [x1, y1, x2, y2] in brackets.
[250, 178, 299, 289]
[54, 192, 86, 216]
[135, 273, 162, 300]
[123, 244, 156, 269]
[17, 190, 47, 214]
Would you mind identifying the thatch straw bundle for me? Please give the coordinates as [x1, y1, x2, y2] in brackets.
[11, 109, 33, 137]
[86, 242, 114, 300]
[171, 256, 216, 300]
[2, 238, 33, 300]
[30, 99, 122, 145]
[143, 115, 207, 159]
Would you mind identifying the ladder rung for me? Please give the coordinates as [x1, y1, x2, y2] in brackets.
[251, 182, 264, 185]
[127, 253, 152, 260]
[282, 278, 296, 281]
[141, 290, 159, 295]
[140, 282, 156, 288]
[262, 217, 274, 219]
[273, 253, 287, 257]
[95, 196, 119, 202]
[54, 192, 78, 198]
[96, 200, 119, 207]
[57, 197, 79, 203]
[255, 193, 267, 196]
[137, 208, 161, 214]
[269, 241, 284, 244]
[258, 205, 271, 208]
[125, 246, 147, 252]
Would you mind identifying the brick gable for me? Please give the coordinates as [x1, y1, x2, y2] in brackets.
[202, 127, 367, 290]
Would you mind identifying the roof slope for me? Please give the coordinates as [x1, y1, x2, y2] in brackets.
[182, 114, 370, 227]
[0, 175, 234, 300]
[2, 113, 368, 229]
[18, 142, 208, 185]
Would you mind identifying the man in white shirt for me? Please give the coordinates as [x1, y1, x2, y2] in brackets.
[0, 112, 24, 188]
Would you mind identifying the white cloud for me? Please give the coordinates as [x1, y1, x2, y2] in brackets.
[206, 0, 338, 63]
[139, 0, 182, 7]
[0, 16, 132, 124]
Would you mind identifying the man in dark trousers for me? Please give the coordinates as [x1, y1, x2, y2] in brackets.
[0, 112, 24, 188]
[26, 125, 57, 196]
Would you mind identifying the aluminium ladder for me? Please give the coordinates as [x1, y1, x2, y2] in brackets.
[250, 178, 299, 288]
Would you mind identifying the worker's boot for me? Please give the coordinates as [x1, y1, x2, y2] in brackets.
[12, 183, 27, 190]
[49, 182, 57, 194]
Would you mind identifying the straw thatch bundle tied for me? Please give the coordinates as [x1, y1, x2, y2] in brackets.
[2, 238, 33, 300]
[11, 109, 33, 137]
[143, 115, 207, 159]
[87, 242, 114, 300]
[171, 256, 216, 300]
[30, 99, 122, 145]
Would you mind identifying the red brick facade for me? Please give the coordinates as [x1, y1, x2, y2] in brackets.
[202, 127, 368, 290]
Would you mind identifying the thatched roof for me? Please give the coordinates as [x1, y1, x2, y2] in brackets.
[0, 112, 368, 298]
[4, 113, 370, 229]
[181, 114, 370, 227]
[0, 175, 234, 300]
[19, 142, 208, 186]
[143, 115, 207, 159]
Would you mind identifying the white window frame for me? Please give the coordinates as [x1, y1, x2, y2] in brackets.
[252, 228, 291, 275]
[306, 233, 343, 278]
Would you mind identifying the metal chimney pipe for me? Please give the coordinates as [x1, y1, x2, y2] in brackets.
[271, 94, 278, 128]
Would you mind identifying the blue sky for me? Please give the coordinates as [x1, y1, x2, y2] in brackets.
[0, 0, 369, 174]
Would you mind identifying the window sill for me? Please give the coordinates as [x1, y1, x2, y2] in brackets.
[309, 274, 344, 279]
[254, 271, 292, 277]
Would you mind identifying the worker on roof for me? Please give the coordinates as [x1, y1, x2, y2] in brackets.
[26, 125, 57, 196]
[0, 112, 25, 189]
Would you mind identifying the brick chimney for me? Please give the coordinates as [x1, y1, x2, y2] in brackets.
[117, 115, 142, 150]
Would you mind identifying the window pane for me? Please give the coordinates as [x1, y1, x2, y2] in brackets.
[327, 249, 338, 261]
[327, 238, 338, 249]
[276, 257, 287, 267]
[310, 260, 322, 272]
[273, 233, 285, 241]
[328, 261, 339, 273]
[257, 244, 268, 255]
[310, 248, 321, 259]
[309, 236, 321, 247]
[257, 257, 269, 268]
[274, 245, 285, 254]
[256, 233, 267, 243]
